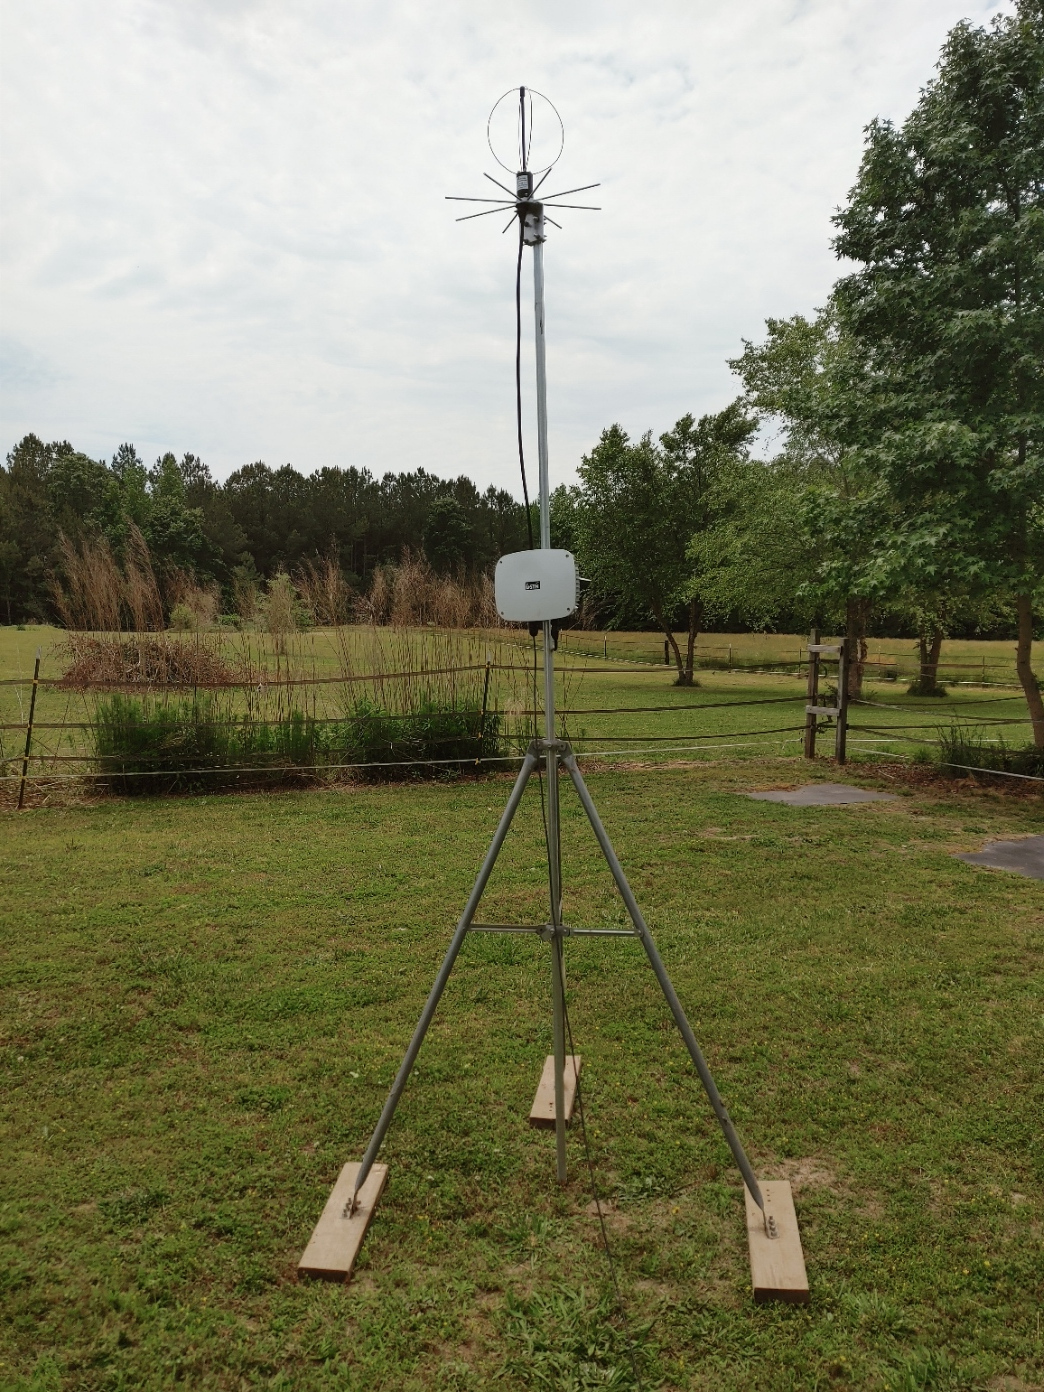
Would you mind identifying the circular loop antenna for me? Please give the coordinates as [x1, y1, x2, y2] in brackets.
[487, 87, 564, 175]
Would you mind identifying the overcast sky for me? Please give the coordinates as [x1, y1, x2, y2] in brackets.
[1, 0, 1011, 494]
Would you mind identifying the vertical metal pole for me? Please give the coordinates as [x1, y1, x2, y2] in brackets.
[17, 649, 41, 811]
[835, 639, 849, 765]
[533, 237, 551, 554]
[532, 231, 568, 1183]
[804, 628, 820, 760]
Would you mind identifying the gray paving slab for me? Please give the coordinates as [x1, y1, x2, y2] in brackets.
[746, 782, 897, 806]
[954, 835, 1044, 881]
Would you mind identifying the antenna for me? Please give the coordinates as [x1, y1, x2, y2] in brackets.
[299, 89, 781, 1293]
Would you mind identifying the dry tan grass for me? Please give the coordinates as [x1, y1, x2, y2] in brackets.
[356, 552, 502, 630]
[52, 527, 165, 632]
[296, 558, 354, 627]
[166, 573, 221, 629]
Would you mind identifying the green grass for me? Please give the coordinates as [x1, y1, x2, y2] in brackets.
[2, 763, 1042, 1388]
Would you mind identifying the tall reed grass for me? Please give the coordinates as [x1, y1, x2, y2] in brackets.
[53, 537, 547, 792]
[52, 527, 165, 632]
[355, 552, 502, 629]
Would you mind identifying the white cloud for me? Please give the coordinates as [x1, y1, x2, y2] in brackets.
[0, 0, 1012, 489]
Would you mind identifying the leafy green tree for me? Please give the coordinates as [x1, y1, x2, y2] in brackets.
[575, 404, 756, 683]
[422, 495, 472, 574]
[1, 435, 62, 622]
[688, 455, 814, 633]
[728, 311, 894, 696]
[831, 0, 1044, 741]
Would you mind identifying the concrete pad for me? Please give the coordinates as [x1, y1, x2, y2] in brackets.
[746, 783, 897, 806]
[955, 835, 1044, 881]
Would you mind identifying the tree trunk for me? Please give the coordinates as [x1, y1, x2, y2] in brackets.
[913, 630, 945, 696]
[681, 596, 701, 686]
[652, 602, 686, 683]
[1016, 593, 1044, 749]
[845, 597, 868, 699]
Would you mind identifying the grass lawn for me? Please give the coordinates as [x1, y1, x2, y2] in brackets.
[2, 759, 1042, 1390]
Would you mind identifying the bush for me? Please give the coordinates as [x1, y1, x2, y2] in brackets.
[94, 695, 325, 794]
[336, 695, 501, 781]
[168, 603, 195, 631]
[93, 692, 503, 794]
[937, 725, 1044, 781]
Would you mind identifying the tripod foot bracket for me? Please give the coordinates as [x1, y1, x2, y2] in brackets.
[298, 1162, 388, 1283]
[529, 1054, 581, 1127]
[744, 1180, 809, 1303]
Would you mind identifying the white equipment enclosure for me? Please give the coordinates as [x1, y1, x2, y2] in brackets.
[494, 548, 579, 622]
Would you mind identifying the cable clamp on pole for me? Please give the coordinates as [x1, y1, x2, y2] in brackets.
[536, 737, 571, 754]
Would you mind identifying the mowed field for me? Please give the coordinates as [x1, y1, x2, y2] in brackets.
[2, 745, 1043, 1388]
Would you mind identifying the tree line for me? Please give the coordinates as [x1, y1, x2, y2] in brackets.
[0, 439, 531, 627]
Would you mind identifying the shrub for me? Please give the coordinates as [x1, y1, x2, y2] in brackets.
[168, 603, 195, 631]
[937, 725, 1044, 781]
[335, 695, 501, 781]
[94, 695, 328, 794]
[92, 692, 504, 794]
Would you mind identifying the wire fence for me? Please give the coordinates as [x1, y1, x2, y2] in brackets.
[557, 637, 1035, 686]
[2, 650, 1040, 793]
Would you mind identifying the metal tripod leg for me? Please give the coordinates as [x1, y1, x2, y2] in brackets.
[550, 930, 567, 1182]
[561, 751, 765, 1214]
[348, 745, 541, 1211]
[543, 620, 568, 1184]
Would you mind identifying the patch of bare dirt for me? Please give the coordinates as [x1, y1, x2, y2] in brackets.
[768, 1157, 839, 1194]
[583, 1199, 630, 1233]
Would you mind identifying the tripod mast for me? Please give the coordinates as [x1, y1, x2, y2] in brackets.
[522, 188, 569, 1182]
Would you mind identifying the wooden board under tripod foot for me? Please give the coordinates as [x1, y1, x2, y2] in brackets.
[298, 1162, 388, 1283]
[528, 1054, 581, 1128]
[744, 1180, 809, 1303]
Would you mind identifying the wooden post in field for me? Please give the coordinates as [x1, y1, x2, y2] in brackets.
[803, 629, 820, 760]
[17, 648, 41, 810]
[835, 639, 849, 765]
[477, 656, 492, 764]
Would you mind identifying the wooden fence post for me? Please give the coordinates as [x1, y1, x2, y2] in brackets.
[835, 639, 849, 766]
[803, 629, 820, 760]
[17, 648, 41, 810]
[476, 656, 492, 764]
